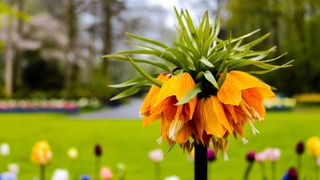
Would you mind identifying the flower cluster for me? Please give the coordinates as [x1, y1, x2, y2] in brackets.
[264, 95, 296, 111]
[255, 148, 281, 163]
[107, 9, 291, 154]
[0, 98, 102, 113]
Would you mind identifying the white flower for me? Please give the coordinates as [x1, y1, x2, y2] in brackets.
[51, 169, 69, 180]
[67, 147, 78, 159]
[8, 163, 19, 174]
[117, 163, 126, 172]
[165, 175, 180, 180]
[148, 149, 164, 163]
[0, 143, 10, 156]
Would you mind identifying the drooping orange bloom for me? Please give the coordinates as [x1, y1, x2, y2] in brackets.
[140, 72, 197, 145]
[218, 71, 274, 136]
[142, 70, 274, 153]
[192, 71, 274, 152]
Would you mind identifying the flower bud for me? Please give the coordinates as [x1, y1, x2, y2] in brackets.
[296, 141, 304, 155]
[246, 151, 255, 162]
[94, 144, 102, 157]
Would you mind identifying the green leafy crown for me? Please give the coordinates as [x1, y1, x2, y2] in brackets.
[104, 8, 292, 101]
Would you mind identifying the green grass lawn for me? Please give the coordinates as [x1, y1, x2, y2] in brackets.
[0, 110, 319, 179]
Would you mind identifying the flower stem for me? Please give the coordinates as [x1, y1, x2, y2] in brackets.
[271, 161, 276, 180]
[244, 162, 254, 180]
[260, 163, 267, 180]
[194, 143, 207, 180]
[95, 157, 101, 180]
[297, 155, 302, 174]
[315, 157, 319, 180]
[208, 163, 212, 180]
[155, 162, 161, 180]
[40, 165, 45, 180]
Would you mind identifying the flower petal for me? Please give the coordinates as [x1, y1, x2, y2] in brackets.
[175, 124, 192, 144]
[154, 73, 196, 106]
[230, 71, 270, 90]
[140, 73, 171, 115]
[143, 113, 161, 127]
[242, 88, 266, 118]
[217, 73, 242, 105]
[194, 96, 230, 138]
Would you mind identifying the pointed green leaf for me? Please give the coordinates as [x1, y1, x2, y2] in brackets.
[126, 32, 168, 49]
[126, 55, 163, 87]
[104, 55, 171, 72]
[200, 57, 214, 68]
[176, 84, 201, 105]
[108, 76, 147, 88]
[204, 70, 219, 89]
[218, 68, 228, 87]
[115, 49, 180, 67]
[110, 86, 141, 101]
[237, 33, 270, 50]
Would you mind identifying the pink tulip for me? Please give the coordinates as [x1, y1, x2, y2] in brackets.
[100, 166, 112, 180]
[264, 148, 281, 161]
[255, 152, 267, 162]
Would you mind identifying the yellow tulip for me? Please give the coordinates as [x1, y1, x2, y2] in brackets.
[31, 140, 52, 166]
[306, 136, 320, 157]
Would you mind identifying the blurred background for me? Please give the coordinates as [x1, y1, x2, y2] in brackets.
[0, 0, 320, 179]
[1, 0, 320, 101]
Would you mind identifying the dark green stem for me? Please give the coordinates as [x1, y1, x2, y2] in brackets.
[194, 143, 207, 180]
[260, 163, 267, 180]
[40, 165, 45, 180]
[315, 157, 319, 180]
[208, 163, 212, 180]
[271, 161, 276, 180]
[244, 162, 254, 180]
[95, 157, 101, 180]
[155, 162, 161, 180]
[297, 155, 302, 174]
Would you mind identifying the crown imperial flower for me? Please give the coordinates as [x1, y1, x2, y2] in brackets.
[106, 8, 291, 154]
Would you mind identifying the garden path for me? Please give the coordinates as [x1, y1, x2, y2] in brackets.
[75, 98, 142, 119]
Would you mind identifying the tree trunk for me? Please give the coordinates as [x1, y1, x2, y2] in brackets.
[14, 0, 25, 89]
[4, 13, 14, 97]
[65, 0, 78, 91]
[194, 143, 208, 180]
[102, 0, 112, 74]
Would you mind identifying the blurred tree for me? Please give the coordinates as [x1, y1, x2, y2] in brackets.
[13, 0, 25, 89]
[0, 1, 29, 97]
[227, 0, 320, 95]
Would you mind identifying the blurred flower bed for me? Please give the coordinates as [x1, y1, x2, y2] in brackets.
[295, 93, 320, 106]
[264, 95, 296, 111]
[0, 98, 102, 113]
[1, 136, 319, 180]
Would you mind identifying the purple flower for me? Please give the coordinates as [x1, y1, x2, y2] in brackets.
[207, 149, 216, 162]
[80, 174, 91, 180]
[282, 167, 298, 180]
[246, 151, 255, 163]
[296, 141, 304, 155]
[94, 144, 102, 157]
